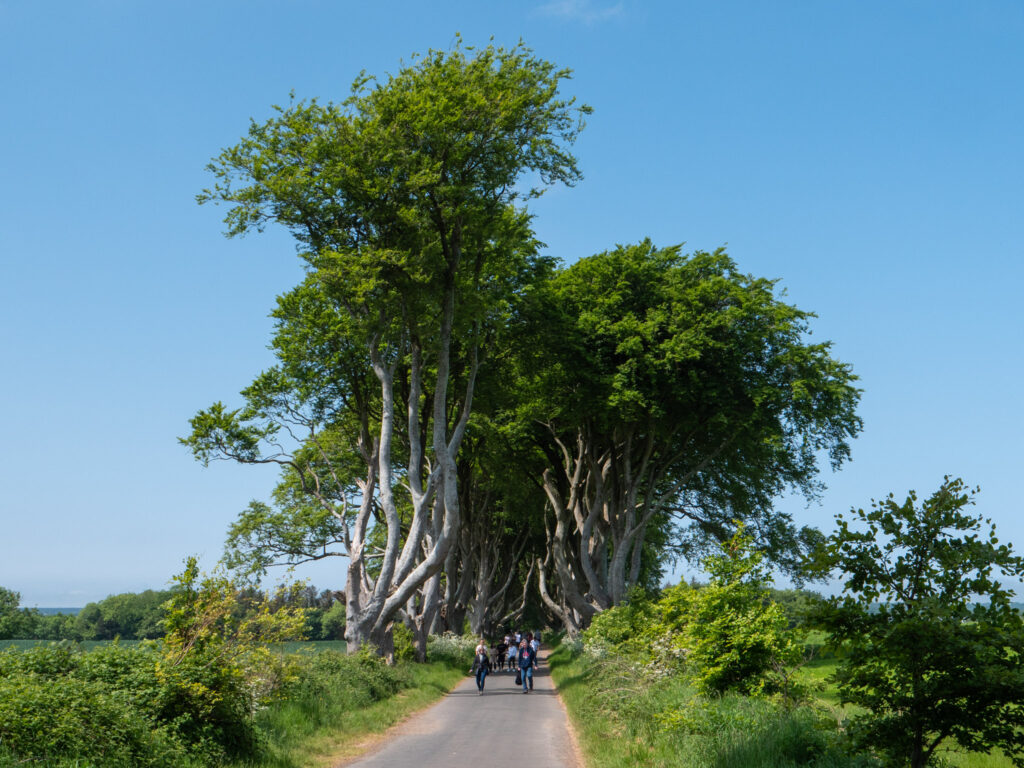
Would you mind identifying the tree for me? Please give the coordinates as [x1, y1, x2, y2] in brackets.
[74, 590, 173, 640]
[672, 527, 802, 696]
[813, 477, 1024, 768]
[0, 587, 28, 639]
[187, 40, 588, 655]
[513, 241, 861, 634]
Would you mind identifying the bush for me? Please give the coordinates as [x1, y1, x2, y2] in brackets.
[426, 632, 477, 665]
[392, 622, 416, 662]
[0, 673, 184, 766]
[269, 648, 405, 734]
[0, 640, 263, 764]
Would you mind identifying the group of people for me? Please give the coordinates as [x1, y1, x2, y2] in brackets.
[471, 630, 542, 694]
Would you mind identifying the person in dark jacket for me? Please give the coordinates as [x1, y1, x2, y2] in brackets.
[472, 640, 492, 694]
[518, 632, 536, 693]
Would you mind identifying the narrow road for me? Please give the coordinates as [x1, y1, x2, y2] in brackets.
[343, 651, 580, 768]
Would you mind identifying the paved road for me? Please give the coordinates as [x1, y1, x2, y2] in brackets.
[344, 652, 579, 768]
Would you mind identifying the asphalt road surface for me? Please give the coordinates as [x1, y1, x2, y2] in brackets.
[344, 652, 580, 768]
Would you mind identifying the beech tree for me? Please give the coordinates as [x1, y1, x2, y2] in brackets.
[515, 241, 862, 634]
[185, 41, 588, 655]
[813, 478, 1024, 768]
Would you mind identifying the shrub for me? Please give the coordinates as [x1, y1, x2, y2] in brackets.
[426, 632, 477, 665]
[582, 587, 661, 659]
[676, 528, 804, 696]
[0, 673, 184, 766]
[392, 622, 416, 662]
[0, 643, 78, 678]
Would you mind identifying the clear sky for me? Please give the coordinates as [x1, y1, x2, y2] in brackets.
[2, 0, 1022, 606]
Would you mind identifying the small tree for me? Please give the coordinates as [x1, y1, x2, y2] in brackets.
[673, 527, 802, 696]
[814, 477, 1024, 768]
[0, 587, 26, 639]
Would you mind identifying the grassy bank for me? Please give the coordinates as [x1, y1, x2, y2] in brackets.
[246, 654, 464, 768]
[0, 638, 468, 768]
[549, 641, 876, 768]
[550, 642, 1017, 768]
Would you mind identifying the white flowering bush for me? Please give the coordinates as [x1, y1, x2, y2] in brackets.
[426, 632, 478, 665]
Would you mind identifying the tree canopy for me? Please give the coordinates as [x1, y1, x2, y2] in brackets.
[813, 478, 1024, 768]
[186, 41, 864, 653]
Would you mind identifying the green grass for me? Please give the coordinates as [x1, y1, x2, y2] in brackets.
[549, 642, 870, 768]
[0, 639, 143, 651]
[239, 657, 464, 768]
[271, 640, 347, 655]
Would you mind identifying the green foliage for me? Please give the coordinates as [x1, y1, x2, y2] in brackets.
[319, 600, 346, 640]
[549, 639, 875, 768]
[582, 587, 661, 658]
[0, 587, 39, 640]
[767, 587, 826, 629]
[511, 238, 862, 606]
[680, 528, 804, 696]
[0, 639, 457, 768]
[279, 648, 402, 714]
[0, 644, 194, 764]
[813, 477, 1024, 768]
[156, 557, 309, 760]
[391, 622, 416, 663]
[162, 557, 308, 664]
[708, 706, 880, 768]
[582, 531, 804, 697]
[425, 631, 478, 665]
[74, 589, 174, 640]
[0, 672, 185, 766]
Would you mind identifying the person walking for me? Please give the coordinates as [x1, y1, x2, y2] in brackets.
[507, 639, 517, 672]
[518, 632, 536, 693]
[495, 638, 507, 671]
[472, 639, 492, 695]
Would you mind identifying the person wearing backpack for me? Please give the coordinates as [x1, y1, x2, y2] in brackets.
[472, 640, 492, 695]
[518, 632, 536, 693]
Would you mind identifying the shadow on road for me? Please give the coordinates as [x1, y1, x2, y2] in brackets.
[448, 665, 558, 696]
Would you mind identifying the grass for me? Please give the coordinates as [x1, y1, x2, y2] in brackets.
[271, 640, 347, 655]
[0, 639, 144, 651]
[244, 659, 464, 768]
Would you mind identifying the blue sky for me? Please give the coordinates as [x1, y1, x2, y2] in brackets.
[1, 1, 1022, 606]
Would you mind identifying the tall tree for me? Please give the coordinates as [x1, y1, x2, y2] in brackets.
[813, 478, 1024, 768]
[515, 240, 862, 634]
[185, 40, 588, 654]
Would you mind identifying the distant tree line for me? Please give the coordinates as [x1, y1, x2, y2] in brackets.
[0, 583, 345, 641]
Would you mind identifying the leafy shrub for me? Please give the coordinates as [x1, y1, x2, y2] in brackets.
[0, 673, 184, 766]
[582, 587, 662, 659]
[426, 631, 477, 665]
[0, 643, 78, 677]
[270, 647, 405, 733]
[392, 622, 416, 662]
